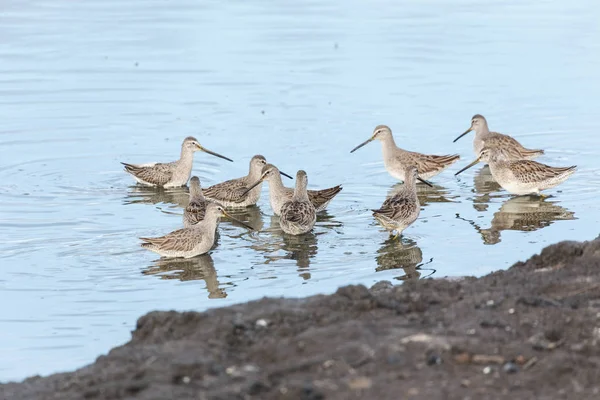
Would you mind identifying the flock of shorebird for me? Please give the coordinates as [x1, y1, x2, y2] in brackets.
[122, 114, 576, 259]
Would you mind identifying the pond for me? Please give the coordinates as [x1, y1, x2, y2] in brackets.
[1, 0, 599, 381]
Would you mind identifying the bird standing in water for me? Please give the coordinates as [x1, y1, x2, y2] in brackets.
[121, 136, 232, 188]
[279, 170, 317, 235]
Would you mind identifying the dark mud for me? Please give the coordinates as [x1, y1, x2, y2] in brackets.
[2, 238, 600, 400]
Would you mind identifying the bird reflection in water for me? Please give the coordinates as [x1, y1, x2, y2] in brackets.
[123, 185, 190, 208]
[125, 183, 265, 232]
[471, 165, 503, 212]
[142, 254, 227, 299]
[458, 195, 576, 245]
[222, 205, 265, 233]
[386, 182, 455, 208]
[375, 238, 434, 281]
[282, 232, 319, 279]
[258, 216, 319, 276]
[251, 212, 342, 279]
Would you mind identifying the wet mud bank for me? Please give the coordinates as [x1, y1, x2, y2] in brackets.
[2, 238, 600, 399]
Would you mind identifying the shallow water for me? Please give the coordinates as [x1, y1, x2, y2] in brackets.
[1, 0, 599, 381]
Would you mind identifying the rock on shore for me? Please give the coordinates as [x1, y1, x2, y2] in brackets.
[2, 238, 600, 399]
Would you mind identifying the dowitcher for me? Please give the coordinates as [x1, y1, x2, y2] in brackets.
[242, 164, 342, 215]
[279, 170, 317, 235]
[140, 203, 253, 258]
[351, 125, 460, 181]
[122, 136, 232, 188]
[183, 176, 209, 228]
[203, 155, 292, 207]
[455, 147, 576, 195]
[372, 166, 433, 239]
[453, 114, 544, 160]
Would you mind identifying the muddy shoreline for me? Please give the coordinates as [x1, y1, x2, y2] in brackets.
[2, 238, 600, 399]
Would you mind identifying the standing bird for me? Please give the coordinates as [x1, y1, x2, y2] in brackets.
[351, 125, 460, 181]
[453, 114, 544, 160]
[242, 164, 342, 215]
[372, 166, 433, 239]
[455, 147, 576, 195]
[121, 136, 233, 188]
[183, 176, 209, 228]
[279, 170, 317, 235]
[140, 203, 253, 258]
[203, 155, 291, 208]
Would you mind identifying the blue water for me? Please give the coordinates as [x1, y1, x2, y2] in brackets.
[1, 0, 599, 382]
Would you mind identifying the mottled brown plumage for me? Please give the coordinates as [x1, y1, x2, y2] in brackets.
[372, 166, 422, 238]
[183, 176, 209, 227]
[244, 164, 342, 215]
[203, 155, 267, 207]
[454, 115, 544, 160]
[122, 136, 232, 187]
[279, 171, 317, 235]
[351, 125, 460, 181]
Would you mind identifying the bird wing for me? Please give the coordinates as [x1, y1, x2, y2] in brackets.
[121, 162, 174, 186]
[373, 196, 418, 221]
[203, 179, 249, 203]
[281, 201, 315, 224]
[508, 160, 576, 184]
[307, 185, 342, 209]
[483, 134, 544, 159]
[184, 200, 208, 225]
[140, 228, 201, 252]
[403, 152, 460, 175]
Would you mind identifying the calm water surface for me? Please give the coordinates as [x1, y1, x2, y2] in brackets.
[1, 0, 599, 381]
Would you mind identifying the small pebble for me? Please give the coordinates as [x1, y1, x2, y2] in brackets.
[348, 377, 372, 390]
[182, 376, 191, 384]
[243, 364, 259, 373]
[467, 328, 476, 335]
[483, 366, 492, 375]
[503, 362, 519, 374]
[486, 300, 495, 306]
[426, 353, 442, 366]
[508, 308, 515, 314]
[255, 319, 268, 328]
[460, 379, 471, 388]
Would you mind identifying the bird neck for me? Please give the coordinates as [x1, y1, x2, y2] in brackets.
[179, 146, 195, 164]
[292, 181, 310, 202]
[198, 212, 220, 229]
[189, 185, 205, 201]
[380, 134, 398, 157]
[404, 172, 417, 188]
[475, 123, 491, 138]
[248, 165, 263, 181]
[268, 172, 286, 193]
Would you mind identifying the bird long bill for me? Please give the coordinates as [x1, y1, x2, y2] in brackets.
[350, 137, 374, 153]
[279, 170, 293, 179]
[454, 157, 481, 176]
[453, 128, 472, 143]
[222, 210, 254, 230]
[199, 145, 234, 162]
[240, 179, 263, 197]
[417, 177, 434, 187]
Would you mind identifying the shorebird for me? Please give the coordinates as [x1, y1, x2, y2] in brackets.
[242, 164, 342, 215]
[203, 155, 292, 208]
[121, 136, 232, 188]
[351, 125, 460, 181]
[453, 114, 544, 160]
[183, 176, 209, 228]
[279, 170, 317, 235]
[372, 165, 433, 239]
[140, 203, 253, 258]
[455, 147, 576, 195]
